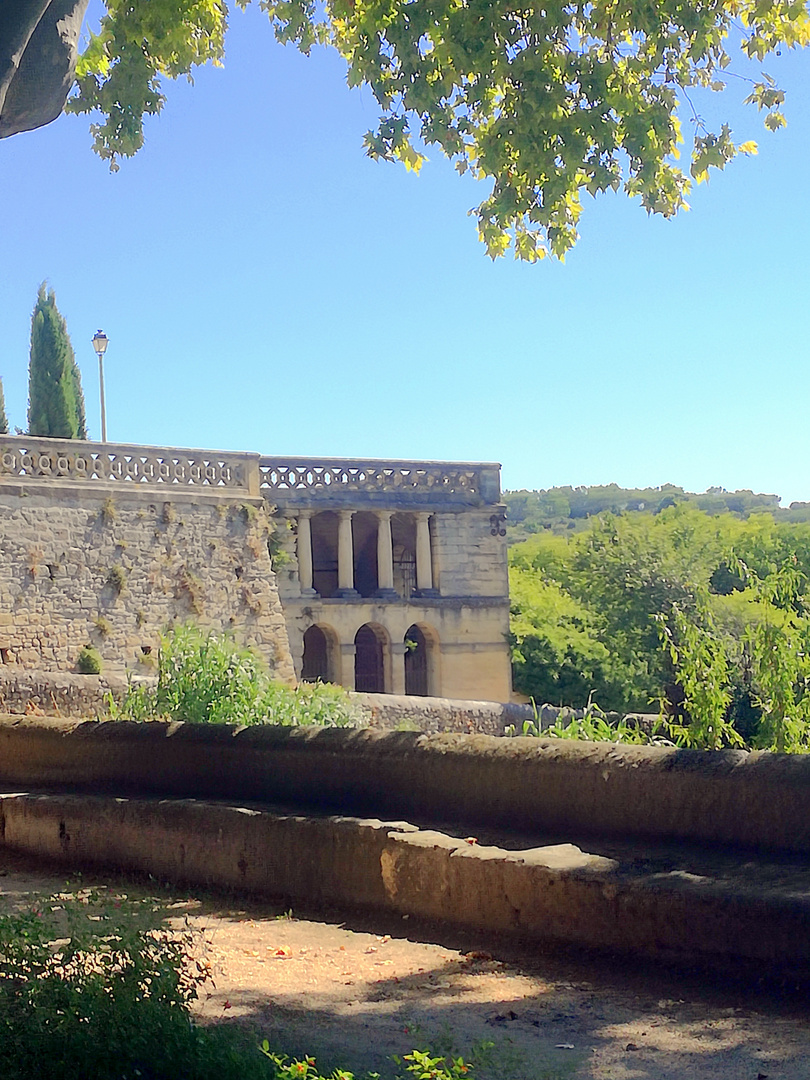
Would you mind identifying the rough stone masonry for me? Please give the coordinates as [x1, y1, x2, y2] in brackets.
[0, 483, 294, 680]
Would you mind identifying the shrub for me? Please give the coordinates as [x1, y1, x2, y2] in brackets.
[109, 625, 366, 728]
[0, 894, 277, 1080]
[76, 644, 102, 675]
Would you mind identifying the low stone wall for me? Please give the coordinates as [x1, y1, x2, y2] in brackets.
[0, 670, 137, 718]
[0, 672, 537, 733]
[3, 718, 810, 854]
[4, 791, 809, 969]
[354, 692, 533, 734]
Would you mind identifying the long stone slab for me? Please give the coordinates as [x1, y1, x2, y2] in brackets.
[3, 791, 810, 973]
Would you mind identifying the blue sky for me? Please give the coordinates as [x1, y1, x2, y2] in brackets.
[1, 4, 808, 500]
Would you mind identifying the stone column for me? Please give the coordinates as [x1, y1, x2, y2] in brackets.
[297, 511, 317, 596]
[340, 643, 357, 690]
[375, 510, 398, 599]
[415, 512, 439, 597]
[390, 641, 407, 695]
[336, 509, 359, 597]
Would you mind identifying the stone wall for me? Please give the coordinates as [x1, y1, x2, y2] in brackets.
[356, 691, 532, 734]
[431, 508, 508, 598]
[3, 719, 810, 854]
[0, 485, 294, 680]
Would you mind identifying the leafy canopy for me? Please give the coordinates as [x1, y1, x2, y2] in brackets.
[67, 0, 810, 260]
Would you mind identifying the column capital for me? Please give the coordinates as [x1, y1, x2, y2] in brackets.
[298, 508, 313, 520]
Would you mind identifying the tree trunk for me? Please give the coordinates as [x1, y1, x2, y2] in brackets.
[0, 0, 90, 139]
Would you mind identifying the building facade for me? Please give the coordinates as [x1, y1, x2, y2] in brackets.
[261, 457, 512, 702]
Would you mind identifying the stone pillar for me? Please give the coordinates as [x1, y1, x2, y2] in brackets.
[336, 510, 359, 597]
[375, 510, 398, 599]
[390, 641, 407, 695]
[297, 511, 317, 596]
[415, 512, 439, 597]
[340, 643, 357, 690]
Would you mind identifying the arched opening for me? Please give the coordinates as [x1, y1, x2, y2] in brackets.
[355, 623, 386, 694]
[352, 512, 379, 598]
[311, 512, 339, 598]
[392, 513, 417, 599]
[301, 625, 331, 683]
[404, 623, 435, 697]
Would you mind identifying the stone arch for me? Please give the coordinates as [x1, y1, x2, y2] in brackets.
[301, 623, 339, 684]
[404, 623, 439, 697]
[354, 622, 389, 694]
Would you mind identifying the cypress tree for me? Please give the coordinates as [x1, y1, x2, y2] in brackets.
[0, 378, 8, 435]
[28, 284, 88, 439]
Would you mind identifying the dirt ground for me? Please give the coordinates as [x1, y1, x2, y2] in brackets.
[2, 848, 810, 1080]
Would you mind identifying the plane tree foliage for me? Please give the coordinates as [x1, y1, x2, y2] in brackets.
[509, 506, 810, 749]
[65, 0, 810, 260]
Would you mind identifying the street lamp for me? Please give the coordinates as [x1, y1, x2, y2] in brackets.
[92, 330, 109, 442]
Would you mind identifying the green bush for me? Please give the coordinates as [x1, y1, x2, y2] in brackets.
[77, 644, 102, 675]
[0, 896, 273, 1080]
[1, 893, 525, 1080]
[109, 624, 365, 728]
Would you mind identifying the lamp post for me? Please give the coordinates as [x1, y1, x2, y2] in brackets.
[92, 330, 109, 442]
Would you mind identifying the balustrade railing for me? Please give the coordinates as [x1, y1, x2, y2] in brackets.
[259, 456, 501, 507]
[0, 438, 501, 507]
[0, 436, 258, 494]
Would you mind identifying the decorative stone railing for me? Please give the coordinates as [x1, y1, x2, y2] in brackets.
[259, 457, 502, 508]
[0, 436, 259, 496]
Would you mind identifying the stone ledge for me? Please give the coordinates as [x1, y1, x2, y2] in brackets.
[2, 791, 810, 974]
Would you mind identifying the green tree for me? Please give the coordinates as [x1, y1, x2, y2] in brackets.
[28, 284, 88, 440]
[41, 0, 808, 260]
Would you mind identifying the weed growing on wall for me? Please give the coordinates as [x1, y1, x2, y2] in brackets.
[76, 644, 102, 675]
[109, 624, 365, 728]
[106, 564, 127, 596]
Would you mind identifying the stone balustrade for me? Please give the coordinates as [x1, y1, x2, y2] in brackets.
[259, 456, 502, 508]
[0, 435, 259, 495]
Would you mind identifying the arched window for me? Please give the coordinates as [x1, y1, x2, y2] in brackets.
[355, 624, 386, 693]
[404, 624, 430, 696]
[301, 625, 330, 683]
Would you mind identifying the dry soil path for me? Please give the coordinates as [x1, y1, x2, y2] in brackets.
[1, 848, 809, 1080]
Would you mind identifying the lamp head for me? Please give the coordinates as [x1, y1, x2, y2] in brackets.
[92, 330, 108, 357]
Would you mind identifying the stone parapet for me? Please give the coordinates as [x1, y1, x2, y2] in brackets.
[3, 720, 810, 854]
[0, 435, 260, 496]
[260, 456, 502, 509]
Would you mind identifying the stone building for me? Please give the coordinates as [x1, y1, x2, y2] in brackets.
[261, 457, 512, 702]
[0, 438, 512, 703]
